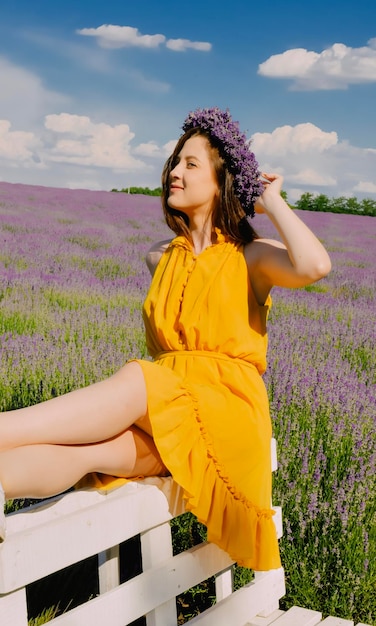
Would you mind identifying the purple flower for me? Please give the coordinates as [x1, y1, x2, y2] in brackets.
[182, 107, 263, 216]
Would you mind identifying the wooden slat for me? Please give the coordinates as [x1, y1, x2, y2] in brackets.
[215, 567, 233, 602]
[246, 608, 285, 625]
[248, 610, 371, 626]
[271, 438, 278, 472]
[0, 483, 172, 593]
[184, 568, 285, 626]
[98, 545, 120, 593]
[254, 570, 281, 617]
[320, 617, 354, 625]
[259, 606, 322, 626]
[48, 541, 235, 625]
[248, 607, 370, 626]
[0, 587, 28, 626]
[140, 523, 177, 626]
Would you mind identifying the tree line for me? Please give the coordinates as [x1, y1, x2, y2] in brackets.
[294, 192, 376, 216]
[111, 187, 376, 216]
[111, 186, 162, 196]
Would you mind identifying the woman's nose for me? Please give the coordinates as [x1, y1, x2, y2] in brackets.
[170, 163, 182, 178]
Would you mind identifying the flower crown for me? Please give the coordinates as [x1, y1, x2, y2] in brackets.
[182, 107, 263, 217]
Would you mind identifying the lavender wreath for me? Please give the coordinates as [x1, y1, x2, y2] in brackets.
[182, 107, 264, 217]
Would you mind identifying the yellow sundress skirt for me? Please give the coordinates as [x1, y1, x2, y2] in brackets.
[135, 350, 281, 571]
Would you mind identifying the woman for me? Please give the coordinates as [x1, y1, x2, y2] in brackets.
[0, 107, 331, 570]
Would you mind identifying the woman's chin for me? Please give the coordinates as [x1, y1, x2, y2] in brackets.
[168, 198, 185, 212]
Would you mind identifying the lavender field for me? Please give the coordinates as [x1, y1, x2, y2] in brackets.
[1, 181, 375, 624]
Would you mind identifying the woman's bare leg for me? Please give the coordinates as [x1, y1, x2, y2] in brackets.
[0, 426, 167, 500]
[0, 362, 147, 451]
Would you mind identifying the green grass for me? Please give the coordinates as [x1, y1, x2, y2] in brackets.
[28, 606, 59, 625]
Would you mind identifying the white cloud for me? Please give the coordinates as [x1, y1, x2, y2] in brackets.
[0, 120, 41, 164]
[259, 48, 319, 78]
[0, 56, 69, 127]
[77, 24, 211, 53]
[166, 39, 212, 52]
[251, 122, 376, 200]
[287, 168, 336, 187]
[287, 188, 310, 203]
[134, 138, 177, 159]
[353, 181, 376, 194]
[133, 141, 161, 157]
[65, 177, 107, 191]
[162, 140, 178, 156]
[77, 25, 166, 49]
[258, 39, 376, 89]
[44, 113, 146, 170]
[252, 123, 338, 155]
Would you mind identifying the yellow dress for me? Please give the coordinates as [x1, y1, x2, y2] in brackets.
[135, 229, 281, 571]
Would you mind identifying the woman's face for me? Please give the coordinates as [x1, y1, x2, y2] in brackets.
[167, 135, 219, 218]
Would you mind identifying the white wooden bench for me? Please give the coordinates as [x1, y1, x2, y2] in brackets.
[0, 440, 370, 626]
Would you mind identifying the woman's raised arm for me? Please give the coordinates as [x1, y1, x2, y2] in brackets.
[246, 173, 331, 302]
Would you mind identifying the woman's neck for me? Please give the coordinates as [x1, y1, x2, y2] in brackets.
[189, 216, 214, 254]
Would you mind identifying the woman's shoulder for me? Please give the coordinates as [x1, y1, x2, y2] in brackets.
[145, 239, 173, 276]
[244, 237, 286, 266]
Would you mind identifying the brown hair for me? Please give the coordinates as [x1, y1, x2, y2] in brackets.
[161, 128, 259, 245]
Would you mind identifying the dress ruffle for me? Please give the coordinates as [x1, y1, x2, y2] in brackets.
[136, 359, 281, 571]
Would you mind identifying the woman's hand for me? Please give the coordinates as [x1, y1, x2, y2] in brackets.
[254, 173, 284, 214]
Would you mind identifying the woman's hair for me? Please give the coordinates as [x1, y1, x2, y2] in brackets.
[161, 128, 259, 245]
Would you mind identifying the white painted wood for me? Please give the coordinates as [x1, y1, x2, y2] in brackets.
[47, 541, 235, 625]
[98, 545, 120, 593]
[247, 608, 285, 625]
[272, 506, 283, 539]
[215, 567, 233, 601]
[264, 606, 323, 625]
[5, 488, 110, 532]
[247, 612, 372, 626]
[0, 587, 28, 626]
[140, 522, 177, 626]
[141, 522, 173, 569]
[0, 482, 172, 593]
[145, 596, 177, 626]
[320, 617, 354, 625]
[138, 476, 185, 517]
[270, 438, 282, 544]
[184, 568, 286, 625]
[254, 569, 284, 616]
[271, 438, 278, 472]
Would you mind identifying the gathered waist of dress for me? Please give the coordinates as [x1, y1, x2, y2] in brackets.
[154, 349, 259, 371]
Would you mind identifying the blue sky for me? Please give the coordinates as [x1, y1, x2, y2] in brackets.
[1, 0, 375, 201]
